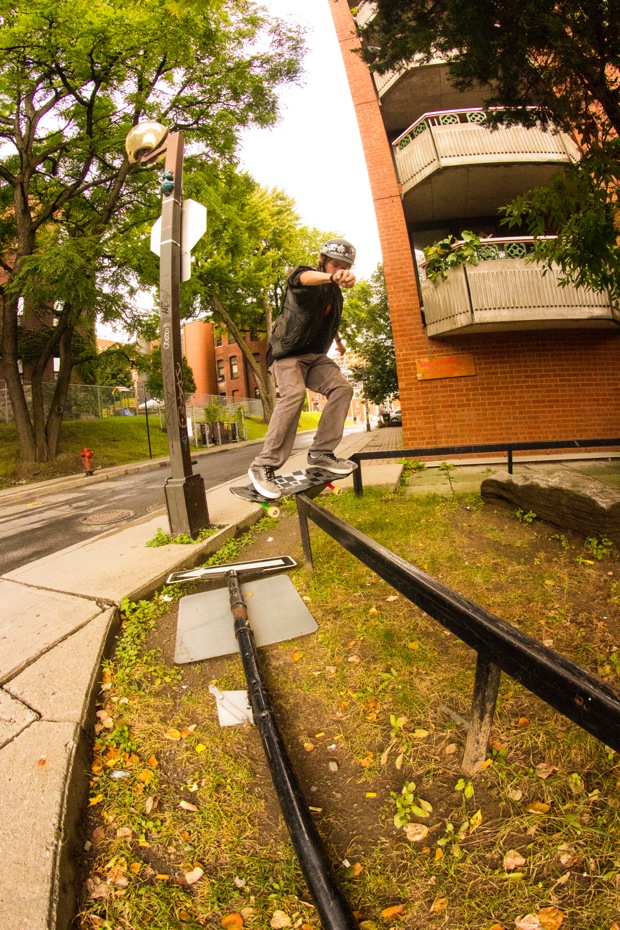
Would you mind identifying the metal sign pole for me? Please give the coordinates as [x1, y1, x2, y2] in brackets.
[159, 133, 209, 536]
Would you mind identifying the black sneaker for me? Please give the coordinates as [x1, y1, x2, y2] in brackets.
[248, 464, 282, 500]
[307, 452, 354, 475]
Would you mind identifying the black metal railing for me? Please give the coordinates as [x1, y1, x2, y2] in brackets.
[295, 493, 620, 772]
[350, 438, 620, 496]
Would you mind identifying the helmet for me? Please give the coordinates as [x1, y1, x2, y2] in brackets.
[320, 238, 356, 266]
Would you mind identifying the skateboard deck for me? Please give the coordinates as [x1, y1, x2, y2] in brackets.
[230, 464, 357, 517]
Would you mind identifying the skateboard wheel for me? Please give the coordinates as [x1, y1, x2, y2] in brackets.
[331, 486, 343, 495]
[267, 506, 281, 518]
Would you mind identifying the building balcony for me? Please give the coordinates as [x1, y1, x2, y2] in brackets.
[420, 238, 619, 337]
[393, 109, 580, 233]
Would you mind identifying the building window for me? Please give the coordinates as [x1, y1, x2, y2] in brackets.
[228, 333, 237, 345]
[229, 356, 239, 379]
[215, 332, 222, 347]
[250, 330, 259, 342]
[217, 359, 225, 382]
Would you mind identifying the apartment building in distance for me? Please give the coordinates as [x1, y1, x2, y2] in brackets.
[329, 1, 619, 447]
[181, 319, 269, 404]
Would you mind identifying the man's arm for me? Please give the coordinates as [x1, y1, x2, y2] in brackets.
[298, 268, 356, 289]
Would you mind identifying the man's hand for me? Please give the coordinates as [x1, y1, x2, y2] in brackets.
[331, 268, 356, 289]
[335, 334, 346, 356]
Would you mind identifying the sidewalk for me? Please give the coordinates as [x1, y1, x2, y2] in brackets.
[0, 427, 403, 930]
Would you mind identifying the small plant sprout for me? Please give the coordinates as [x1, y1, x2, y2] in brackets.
[454, 777, 475, 801]
[390, 780, 433, 828]
[515, 508, 537, 524]
[439, 461, 456, 493]
[584, 537, 616, 560]
[381, 714, 411, 769]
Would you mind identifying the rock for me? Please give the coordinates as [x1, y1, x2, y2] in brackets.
[480, 470, 620, 543]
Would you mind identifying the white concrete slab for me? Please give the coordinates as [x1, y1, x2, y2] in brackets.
[6, 610, 115, 724]
[0, 582, 104, 683]
[0, 688, 38, 748]
[0, 720, 83, 930]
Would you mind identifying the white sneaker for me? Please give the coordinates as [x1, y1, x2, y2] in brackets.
[307, 452, 354, 475]
[248, 465, 282, 500]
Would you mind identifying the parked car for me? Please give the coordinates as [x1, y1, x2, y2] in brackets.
[389, 409, 402, 425]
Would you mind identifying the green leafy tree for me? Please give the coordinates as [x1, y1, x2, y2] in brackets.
[144, 346, 195, 402]
[186, 164, 330, 420]
[0, 0, 303, 462]
[77, 345, 135, 389]
[360, 0, 620, 296]
[341, 266, 398, 405]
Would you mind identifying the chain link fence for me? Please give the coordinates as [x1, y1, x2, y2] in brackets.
[0, 383, 264, 425]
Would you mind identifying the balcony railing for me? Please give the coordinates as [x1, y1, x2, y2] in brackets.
[353, 1, 376, 28]
[419, 237, 619, 337]
[393, 109, 580, 194]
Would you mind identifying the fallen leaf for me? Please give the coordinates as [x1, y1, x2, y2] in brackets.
[434, 847, 444, 862]
[195, 743, 206, 753]
[506, 788, 523, 801]
[504, 849, 527, 871]
[221, 914, 243, 930]
[303, 742, 315, 752]
[535, 763, 558, 779]
[515, 916, 540, 930]
[404, 823, 429, 842]
[179, 800, 198, 812]
[184, 866, 204, 885]
[368, 607, 378, 616]
[429, 897, 448, 913]
[537, 907, 564, 930]
[490, 925, 506, 930]
[130, 862, 141, 874]
[413, 728, 429, 738]
[469, 809, 483, 829]
[291, 651, 303, 662]
[526, 801, 550, 814]
[517, 717, 530, 728]
[385, 595, 398, 602]
[137, 769, 153, 783]
[381, 904, 405, 918]
[270, 911, 291, 929]
[147, 755, 159, 768]
[116, 827, 132, 839]
[408, 641, 420, 650]
[89, 794, 104, 807]
[164, 727, 181, 740]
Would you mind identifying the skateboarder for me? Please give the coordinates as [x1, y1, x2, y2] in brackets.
[248, 238, 357, 500]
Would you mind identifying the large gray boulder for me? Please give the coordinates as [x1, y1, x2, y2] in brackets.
[480, 470, 620, 543]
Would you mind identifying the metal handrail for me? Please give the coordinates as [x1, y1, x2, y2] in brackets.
[350, 438, 620, 495]
[295, 494, 620, 754]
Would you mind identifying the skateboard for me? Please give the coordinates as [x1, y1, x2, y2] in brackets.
[230, 464, 358, 518]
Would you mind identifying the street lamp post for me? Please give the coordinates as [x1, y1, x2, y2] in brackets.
[126, 122, 209, 537]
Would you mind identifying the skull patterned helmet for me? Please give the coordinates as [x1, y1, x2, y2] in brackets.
[320, 238, 356, 267]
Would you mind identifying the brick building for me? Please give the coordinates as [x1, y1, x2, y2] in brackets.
[181, 319, 269, 404]
[329, 1, 620, 448]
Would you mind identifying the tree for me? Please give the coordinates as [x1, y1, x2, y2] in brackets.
[341, 266, 398, 405]
[0, 0, 303, 462]
[186, 164, 330, 421]
[145, 346, 196, 402]
[360, 0, 620, 296]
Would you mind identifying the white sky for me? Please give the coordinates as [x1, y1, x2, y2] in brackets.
[239, 0, 382, 280]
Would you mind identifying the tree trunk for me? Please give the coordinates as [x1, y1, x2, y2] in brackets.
[1, 292, 37, 461]
[209, 292, 276, 421]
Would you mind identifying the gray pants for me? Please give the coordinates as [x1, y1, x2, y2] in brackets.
[252, 353, 354, 469]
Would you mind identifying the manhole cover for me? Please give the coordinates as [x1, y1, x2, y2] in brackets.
[81, 509, 136, 526]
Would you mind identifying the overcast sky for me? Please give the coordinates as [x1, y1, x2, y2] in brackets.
[239, 0, 382, 280]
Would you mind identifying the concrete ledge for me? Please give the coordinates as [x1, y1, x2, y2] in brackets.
[481, 469, 620, 542]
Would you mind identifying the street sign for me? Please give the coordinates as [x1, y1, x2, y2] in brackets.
[150, 198, 207, 281]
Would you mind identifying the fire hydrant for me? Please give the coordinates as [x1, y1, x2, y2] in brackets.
[80, 447, 95, 476]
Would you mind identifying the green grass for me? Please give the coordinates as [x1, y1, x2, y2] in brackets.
[78, 488, 620, 930]
[0, 411, 322, 488]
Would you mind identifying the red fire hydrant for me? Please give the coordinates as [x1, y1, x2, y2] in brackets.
[80, 447, 95, 476]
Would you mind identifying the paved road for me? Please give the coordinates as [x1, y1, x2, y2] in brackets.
[0, 429, 338, 575]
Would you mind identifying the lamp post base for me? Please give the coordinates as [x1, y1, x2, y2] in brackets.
[164, 474, 210, 538]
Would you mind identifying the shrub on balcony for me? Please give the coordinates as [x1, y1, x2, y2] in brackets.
[422, 230, 482, 282]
